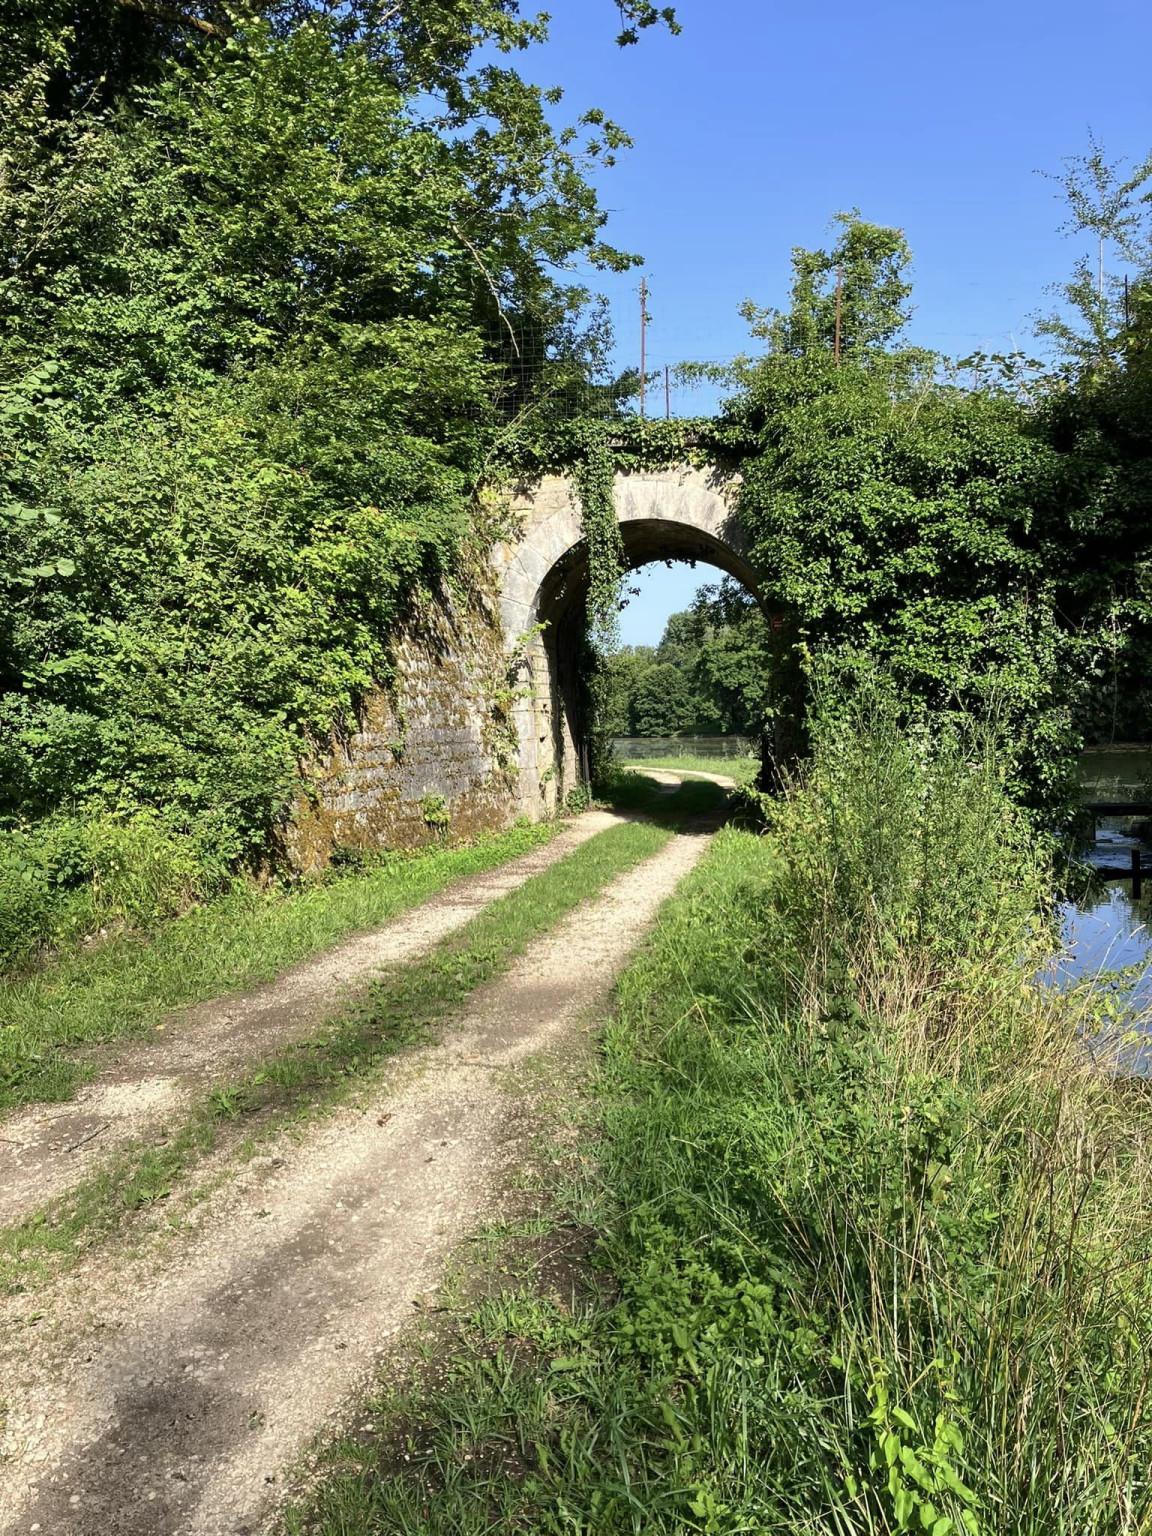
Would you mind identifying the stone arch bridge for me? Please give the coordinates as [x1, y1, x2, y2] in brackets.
[291, 464, 760, 868]
[496, 465, 757, 815]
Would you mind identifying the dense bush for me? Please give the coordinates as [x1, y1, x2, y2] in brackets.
[590, 698, 1151, 1531]
[0, 811, 220, 969]
[721, 345, 1078, 809]
[0, 4, 660, 959]
[711, 206, 1152, 808]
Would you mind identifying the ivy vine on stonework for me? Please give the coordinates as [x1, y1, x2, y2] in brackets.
[570, 424, 626, 651]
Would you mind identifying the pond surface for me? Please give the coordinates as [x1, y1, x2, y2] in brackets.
[612, 735, 753, 761]
[1078, 744, 1152, 802]
[1052, 817, 1152, 1070]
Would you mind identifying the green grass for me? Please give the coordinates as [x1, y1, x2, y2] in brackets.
[625, 751, 759, 785]
[282, 698, 1152, 1536]
[0, 822, 568, 1114]
[0, 818, 670, 1291]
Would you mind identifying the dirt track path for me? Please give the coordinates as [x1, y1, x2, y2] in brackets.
[0, 810, 625, 1229]
[0, 819, 713, 1536]
[629, 765, 737, 788]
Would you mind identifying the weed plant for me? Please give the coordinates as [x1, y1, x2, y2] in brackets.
[286, 697, 1152, 1535]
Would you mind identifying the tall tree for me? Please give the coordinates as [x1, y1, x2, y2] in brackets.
[1036, 139, 1152, 742]
[725, 217, 1075, 806]
[740, 212, 915, 362]
[1037, 136, 1152, 375]
[0, 1, 676, 867]
[5, 1, 678, 108]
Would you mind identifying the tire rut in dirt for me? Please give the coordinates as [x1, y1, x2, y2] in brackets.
[0, 811, 624, 1229]
[0, 827, 712, 1536]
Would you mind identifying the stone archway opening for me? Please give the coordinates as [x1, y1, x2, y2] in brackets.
[290, 462, 800, 868]
[536, 528, 769, 792]
[498, 467, 799, 816]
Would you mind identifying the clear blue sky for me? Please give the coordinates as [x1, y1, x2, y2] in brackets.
[523, 0, 1152, 644]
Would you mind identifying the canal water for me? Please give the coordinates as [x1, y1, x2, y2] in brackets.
[1057, 820, 1152, 998]
[1078, 744, 1152, 805]
[1056, 747, 1152, 1063]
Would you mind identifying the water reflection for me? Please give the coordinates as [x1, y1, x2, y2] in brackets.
[1053, 818, 1152, 1071]
[1078, 745, 1152, 804]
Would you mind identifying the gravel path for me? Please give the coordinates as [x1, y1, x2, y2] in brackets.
[626, 765, 738, 788]
[0, 819, 713, 1536]
[0, 811, 624, 1229]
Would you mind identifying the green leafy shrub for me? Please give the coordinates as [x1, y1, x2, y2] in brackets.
[0, 812, 221, 969]
[419, 794, 450, 830]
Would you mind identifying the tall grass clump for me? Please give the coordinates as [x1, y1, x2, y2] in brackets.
[734, 689, 1152, 1531]
[285, 685, 1152, 1536]
[0, 810, 224, 970]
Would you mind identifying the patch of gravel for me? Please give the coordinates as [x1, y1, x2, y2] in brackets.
[626, 765, 738, 788]
[0, 823, 711, 1536]
[0, 811, 624, 1229]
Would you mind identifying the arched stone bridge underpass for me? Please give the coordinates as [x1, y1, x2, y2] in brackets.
[291, 462, 777, 868]
[496, 465, 762, 816]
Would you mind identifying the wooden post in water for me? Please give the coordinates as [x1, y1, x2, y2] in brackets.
[1132, 847, 1143, 900]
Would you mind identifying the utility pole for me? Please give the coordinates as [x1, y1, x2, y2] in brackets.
[639, 277, 649, 419]
[664, 364, 671, 420]
[833, 264, 843, 367]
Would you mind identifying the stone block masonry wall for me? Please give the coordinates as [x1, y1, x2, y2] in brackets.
[286, 569, 531, 873]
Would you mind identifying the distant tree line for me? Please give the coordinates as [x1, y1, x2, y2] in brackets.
[602, 582, 777, 738]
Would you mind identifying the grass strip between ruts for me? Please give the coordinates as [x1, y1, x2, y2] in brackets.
[274, 824, 766, 1536]
[0, 820, 569, 1114]
[0, 818, 671, 1294]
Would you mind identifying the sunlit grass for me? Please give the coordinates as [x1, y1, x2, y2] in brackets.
[626, 751, 759, 785]
[0, 822, 567, 1113]
[283, 704, 1152, 1536]
[0, 819, 671, 1291]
